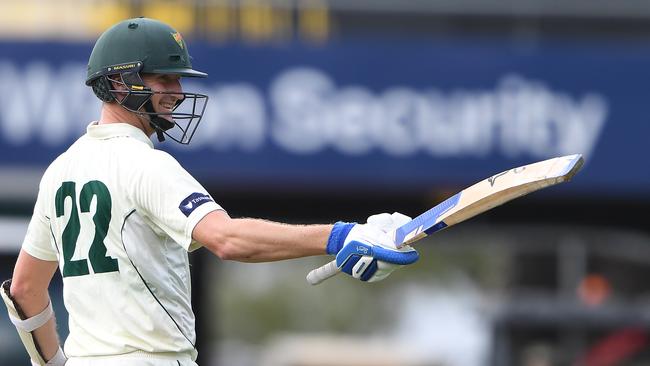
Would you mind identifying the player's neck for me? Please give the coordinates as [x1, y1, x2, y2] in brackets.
[98, 103, 155, 137]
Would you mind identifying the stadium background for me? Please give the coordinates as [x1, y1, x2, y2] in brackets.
[1, 0, 650, 365]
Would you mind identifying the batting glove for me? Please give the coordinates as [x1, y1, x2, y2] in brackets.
[327, 213, 419, 282]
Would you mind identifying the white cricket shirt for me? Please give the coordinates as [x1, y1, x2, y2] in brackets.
[22, 122, 223, 360]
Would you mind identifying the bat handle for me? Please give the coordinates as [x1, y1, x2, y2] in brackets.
[306, 260, 339, 285]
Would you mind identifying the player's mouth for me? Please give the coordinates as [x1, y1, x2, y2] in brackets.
[159, 101, 175, 113]
[154, 99, 177, 122]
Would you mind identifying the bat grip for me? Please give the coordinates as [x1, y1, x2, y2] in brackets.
[306, 260, 339, 285]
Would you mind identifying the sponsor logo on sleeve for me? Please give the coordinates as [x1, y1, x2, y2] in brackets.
[179, 192, 213, 217]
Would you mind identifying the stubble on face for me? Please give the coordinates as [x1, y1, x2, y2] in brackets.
[142, 74, 184, 123]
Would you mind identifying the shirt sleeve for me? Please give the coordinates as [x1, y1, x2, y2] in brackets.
[131, 150, 224, 252]
[22, 183, 58, 261]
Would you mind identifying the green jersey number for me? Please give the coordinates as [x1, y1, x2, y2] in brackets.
[55, 180, 119, 277]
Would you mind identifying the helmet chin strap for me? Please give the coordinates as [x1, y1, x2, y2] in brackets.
[143, 100, 174, 142]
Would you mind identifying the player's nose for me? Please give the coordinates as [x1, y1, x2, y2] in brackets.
[168, 79, 183, 99]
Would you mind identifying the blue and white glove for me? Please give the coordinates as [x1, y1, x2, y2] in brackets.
[324, 212, 419, 282]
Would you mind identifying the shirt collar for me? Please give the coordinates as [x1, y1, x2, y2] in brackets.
[86, 122, 154, 148]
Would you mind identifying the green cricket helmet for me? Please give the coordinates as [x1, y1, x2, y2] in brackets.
[86, 17, 208, 144]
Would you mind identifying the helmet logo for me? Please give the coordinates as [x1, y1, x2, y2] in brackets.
[171, 32, 184, 49]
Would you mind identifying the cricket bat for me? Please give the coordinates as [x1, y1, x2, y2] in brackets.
[307, 154, 585, 285]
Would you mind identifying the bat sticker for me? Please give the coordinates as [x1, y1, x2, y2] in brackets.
[487, 166, 527, 186]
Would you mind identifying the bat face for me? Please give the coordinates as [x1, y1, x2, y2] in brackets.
[393, 154, 584, 247]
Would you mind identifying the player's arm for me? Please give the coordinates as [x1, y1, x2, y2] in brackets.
[193, 210, 419, 282]
[193, 210, 331, 262]
[3, 249, 65, 365]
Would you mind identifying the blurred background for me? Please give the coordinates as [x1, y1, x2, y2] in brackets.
[1, 0, 650, 365]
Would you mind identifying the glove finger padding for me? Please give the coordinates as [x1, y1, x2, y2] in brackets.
[351, 253, 417, 282]
[337, 247, 418, 282]
[366, 213, 393, 232]
[372, 244, 418, 264]
[335, 240, 419, 282]
[368, 260, 401, 283]
[352, 256, 378, 281]
[338, 252, 379, 282]
[367, 212, 412, 233]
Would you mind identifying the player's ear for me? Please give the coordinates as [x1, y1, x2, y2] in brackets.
[106, 74, 129, 103]
[109, 75, 127, 92]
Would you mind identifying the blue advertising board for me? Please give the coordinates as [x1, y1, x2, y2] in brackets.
[0, 37, 648, 195]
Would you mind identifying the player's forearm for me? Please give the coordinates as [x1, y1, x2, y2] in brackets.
[10, 286, 62, 361]
[7, 251, 62, 363]
[196, 212, 332, 262]
[32, 316, 60, 361]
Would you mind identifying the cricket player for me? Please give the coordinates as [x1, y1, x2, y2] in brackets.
[2, 18, 419, 365]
